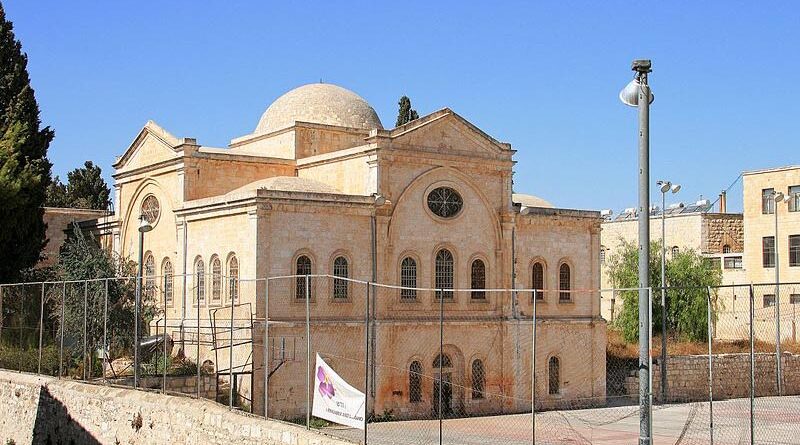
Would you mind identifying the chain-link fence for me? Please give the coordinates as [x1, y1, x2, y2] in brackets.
[2, 276, 800, 444]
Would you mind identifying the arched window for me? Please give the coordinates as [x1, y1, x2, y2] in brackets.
[672, 246, 680, 256]
[559, 263, 571, 301]
[400, 257, 417, 300]
[471, 259, 486, 300]
[548, 356, 560, 395]
[228, 256, 239, 302]
[333, 256, 349, 299]
[722, 244, 731, 254]
[532, 262, 544, 301]
[600, 248, 606, 264]
[409, 361, 422, 403]
[144, 253, 155, 299]
[195, 258, 205, 304]
[211, 256, 222, 302]
[295, 255, 312, 299]
[435, 249, 454, 300]
[433, 353, 452, 369]
[471, 359, 485, 399]
[162, 258, 173, 305]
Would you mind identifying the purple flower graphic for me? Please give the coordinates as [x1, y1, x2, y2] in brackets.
[317, 366, 335, 398]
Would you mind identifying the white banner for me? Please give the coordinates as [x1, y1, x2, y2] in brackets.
[312, 354, 365, 429]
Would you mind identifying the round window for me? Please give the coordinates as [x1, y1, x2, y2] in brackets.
[427, 187, 463, 218]
[141, 195, 160, 224]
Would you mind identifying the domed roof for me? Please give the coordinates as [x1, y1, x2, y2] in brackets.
[255, 83, 383, 134]
[228, 176, 343, 195]
[512, 193, 554, 209]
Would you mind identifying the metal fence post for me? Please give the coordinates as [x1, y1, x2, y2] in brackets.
[438, 288, 444, 445]
[83, 280, 88, 380]
[749, 285, 755, 445]
[196, 276, 201, 399]
[775, 281, 782, 396]
[229, 286, 235, 410]
[59, 282, 65, 378]
[264, 278, 270, 418]
[647, 287, 653, 439]
[305, 274, 311, 430]
[163, 275, 168, 394]
[364, 282, 370, 443]
[706, 286, 714, 445]
[103, 279, 109, 385]
[532, 289, 537, 445]
[38, 283, 45, 375]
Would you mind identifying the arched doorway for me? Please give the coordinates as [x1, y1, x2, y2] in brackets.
[432, 345, 465, 417]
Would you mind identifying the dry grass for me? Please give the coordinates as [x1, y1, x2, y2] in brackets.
[607, 328, 800, 360]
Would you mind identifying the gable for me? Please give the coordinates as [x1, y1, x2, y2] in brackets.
[114, 122, 182, 172]
[390, 111, 512, 159]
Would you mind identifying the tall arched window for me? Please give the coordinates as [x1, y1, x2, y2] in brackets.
[559, 263, 571, 301]
[195, 258, 205, 305]
[333, 256, 349, 299]
[548, 356, 560, 395]
[409, 361, 422, 402]
[400, 257, 417, 300]
[162, 258, 173, 305]
[144, 253, 155, 299]
[471, 359, 485, 399]
[211, 256, 222, 302]
[295, 255, 312, 299]
[435, 249, 454, 300]
[532, 262, 544, 301]
[471, 259, 486, 300]
[228, 255, 239, 302]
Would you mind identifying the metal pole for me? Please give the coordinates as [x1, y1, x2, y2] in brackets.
[707, 286, 714, 445]
[163, 275, 168, 394]
[264, 278, 269, 418]
[439, 287, 444, 445]
[38, 283, 45, 375]
[103, 279, 109, 385]
[305, 274, 311, 430]
[196, 274, 201, 398]
[648, 287, 653, 437]
[0, 285, 4, 342]
[59, 282, 65, 378]
[229, 283, 235, 410]
[749, 285, 755, 445]
[135, 229, 144, 389]
[532, 289, 537, 445]
[83, 281, 88, 381]
[774, 207, 782, 395]
[635, 61, 653, 445]
[660, 190, 667, 403]
[364, 282, 370, 443]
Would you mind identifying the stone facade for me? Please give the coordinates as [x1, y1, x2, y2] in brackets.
[39, 207, 109, 268]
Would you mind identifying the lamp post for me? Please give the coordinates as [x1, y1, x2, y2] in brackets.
[770, 190, 792, 395]
[134, 215, 153, 389]
[620, 59, 654, 445]
[656, 180, 680, 403]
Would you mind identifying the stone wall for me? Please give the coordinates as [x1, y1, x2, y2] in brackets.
[0, 370, 353, 445]
[702, 213, 744, 254]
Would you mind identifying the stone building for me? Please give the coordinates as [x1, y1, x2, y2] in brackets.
[79, 83, 605, 419]
[39, 207, 110, 268]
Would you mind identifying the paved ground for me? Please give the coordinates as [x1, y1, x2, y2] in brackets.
[322, 396, 800, 444]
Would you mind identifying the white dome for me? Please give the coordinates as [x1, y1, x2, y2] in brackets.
[512, 193, 554, 208]
[255, 83, 383, 134]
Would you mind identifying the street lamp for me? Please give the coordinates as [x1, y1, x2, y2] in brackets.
[770, 190, 793, 395]
[656, 180, 680, 403]
[620, 59, 653, 445]
[134, 215, 153, 389]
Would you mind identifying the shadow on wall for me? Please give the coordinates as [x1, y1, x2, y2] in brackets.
[32, 386, 101, 445]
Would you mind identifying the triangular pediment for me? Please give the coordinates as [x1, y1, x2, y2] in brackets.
[114, 121, 182, 172]
[389, 109, 513, 158]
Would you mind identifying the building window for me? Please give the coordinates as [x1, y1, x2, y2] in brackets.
[333, 256, 349, 299]
[141, 195, 160, 225]
[433, 353, 452, 369]
[763, 294, 776, 308]
[763, 236, 776, 268]
[600, 248, 606, 264]
[471, 259, 486, 300]
[295, 255, 312, 299]
[790, 294, 800, 305]
[723, 256, 743, 269]
[789, 186, 800, 212]
[427, 187, 463, 218]
[671, 246, 680, 256]
[162, 258, 173, 305]
[400, 257, 417, 300]
[471, 359, 485, 400]
[790, 235, 800, 267]
[548, 356, 560, 395]
[195, 258, 205, 304]
[409, 361, 422, 403]
[144, 253, 155, 300]
[559, 263, 571, 302]
[763, 188, 775, 214]
[228, 256, 239, 302]
[211, 256, 222, 302]
[722, 244, 731, 254]
[532, 262, 544, 300]
[435, 249, 454, 300]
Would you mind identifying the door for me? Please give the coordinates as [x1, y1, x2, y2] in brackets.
[433, 372, 453, 417]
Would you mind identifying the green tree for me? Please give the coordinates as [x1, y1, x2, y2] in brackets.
[607, 239, 721, 343]
[0, 3, 54, 282]
[395, 95, 419, 127]
[46, 161, 111, 210]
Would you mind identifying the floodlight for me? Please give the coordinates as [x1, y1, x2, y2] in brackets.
[138, 215, 153, 233]
[671, 184, 681, 194]
[658, 180, 671, 193]
[775, 191, 785, 202]
[619, 79, 655, 107]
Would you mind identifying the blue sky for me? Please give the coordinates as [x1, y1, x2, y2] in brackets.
[5, 1, 799, 212]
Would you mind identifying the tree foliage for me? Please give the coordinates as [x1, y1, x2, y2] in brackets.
[46, 161, 111, 210]
[0, 3, 54, 282]
[395, 95, 419, 127]
[606, 239, 722, 343]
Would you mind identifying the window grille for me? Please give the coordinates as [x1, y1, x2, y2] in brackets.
[400, 257, 417, 300]
[333, 256, 349, 299]
[195, 259, 205, 304]
[532, 262, 544, 300]
[409, 361, 422, 402]
[471, 259, 486, 299]
[435, 249, 454, 299]
[144, 253, 155, 299]
[162, 258, 173, 305]
[549, 357, 560, 394]
[211, 256, 222, 301]
[228, 256, 239, 302]
[559, 263, 571, 301]
[471, 359, 485, 399]
[296, 255, 312, 299]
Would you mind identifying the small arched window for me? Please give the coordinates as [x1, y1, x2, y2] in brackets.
[471, 359, 485, 399]
[296, 255, 312, 299]
[400, 257, 417, 300]
[144, 253, 155, 299]
[548, 356, 560, 395]
[672, 246, 680, 256]
[722, 244, 731, 254]
[433, 353, 452, 369]
[228, 255, 239, 302]
[559, 263, 571, 301]
[211, 256, 222, 302]
[333, 256, 349, 299]
[532, 262, 544, 301]
[600, 248, 606, 264]
[435, 249, 454, 300]
[471, 259, 486, 300]
[195, 258, 205, 305]
[162, 258, 173, 305]
[409, 361, 422, 403]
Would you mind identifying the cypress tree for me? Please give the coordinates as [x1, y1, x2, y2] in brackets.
[0, 2, 54, 281]
[395, 95, 419, 127]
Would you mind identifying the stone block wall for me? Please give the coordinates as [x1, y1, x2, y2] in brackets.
[702, 213, 744, 254]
